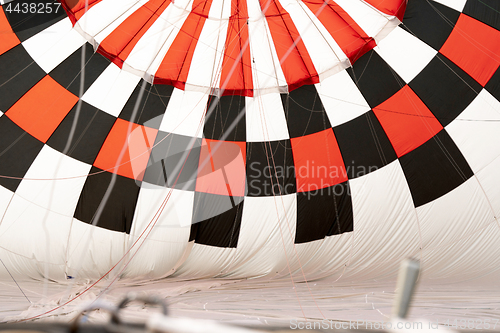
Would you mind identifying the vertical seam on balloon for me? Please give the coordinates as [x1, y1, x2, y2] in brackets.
[181, 0, 216, 83]
[134, 83, 154, 125]
[237, 0, 249, 91]
[252, 65, 310, 320]
[292, 0, 344, 64]
[431, 131, 468, 182]
[63, 39, 88, 277]
[258, 0, 283, 89]
[307, 0, 370, 64]
[257, 82, 328, 319]
[65, 84, 210, 309]
[268, 0, 316, 77]
[349, 48, 374, 84]
[101, 0, 172, 66]
[148, 13, 191, 82]
[207, 0, 228, 95]
[220, 0, 253, 95]
[365, 111, 387, 166]
[47, 0, 91, 302]
[66, 79, 150, 293]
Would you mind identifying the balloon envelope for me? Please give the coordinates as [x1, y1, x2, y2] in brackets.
[0, 0, 499, 283]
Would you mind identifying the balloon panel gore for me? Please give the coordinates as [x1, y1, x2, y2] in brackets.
[59, 0, 407, 96]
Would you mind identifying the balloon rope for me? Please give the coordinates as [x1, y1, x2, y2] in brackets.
[84, 84, 212, 307]
[60, 21, 216, 305]
[87, 0, 331, 314]
[253, 84, 307, 321]
[43, 42, 211, 312]
[89, 187, 176, 302]
[258, 96, 326, 320]
[7, 109, 197, 320]
[250, 1, 330, 311]
[9, 187, 172, 323]
[90, 74, 211, 302]
[252, 0, 354, 321]
[0, 258, 31, 304]
[11, 82, 212, 324]
[477, 0, 500, 14]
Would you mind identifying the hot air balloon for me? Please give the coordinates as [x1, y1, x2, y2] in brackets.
[0, 0, 500, 301]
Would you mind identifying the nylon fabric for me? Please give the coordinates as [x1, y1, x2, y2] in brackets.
[0, 0, 500, 311]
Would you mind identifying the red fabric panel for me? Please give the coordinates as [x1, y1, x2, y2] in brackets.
[60, 0, 102, 24]
[220, 0, 253, 96]
[440, 14, 500, 86]
[300, 0, 376, 64]
[291, 129, 347, 193]
[259, 0, 319, 88]
[373, 85, 443, 157]
[94, 119, 157, 181]
[6, 76, 78, 143]
[196, 140, 246, 196]
[364, 0, 407, 21]
[98, 0, 171, 68]
[154, 0, 214, 90]
[0, 7, 20, 56]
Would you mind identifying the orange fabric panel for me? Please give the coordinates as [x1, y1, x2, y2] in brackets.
[300, 0, 376, 64]
[220, 0, 253, 96]
[6, 76, 78, 143]
[196, 140, 247, 197]
[155, 0, 214, 89]
[440, 14, 500, 86]
[259, 0, 319, 89]
[364, 0, 407, 21]
[94, 119, 158, 181]
[291, 129, 347, 193]
[373, 85, 443, 158]
[0, 7, 20, 56]
[98, 0, 171, 68]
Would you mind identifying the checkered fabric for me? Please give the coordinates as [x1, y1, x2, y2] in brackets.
[0, 0, 500, 280]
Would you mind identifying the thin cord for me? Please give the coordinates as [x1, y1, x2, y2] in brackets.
[0, 258, 31, 304]
[4, 0, 500, 323]
[12, 0, 249, 317]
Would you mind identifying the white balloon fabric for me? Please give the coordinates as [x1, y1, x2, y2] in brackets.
[0, 0, 499, 285]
